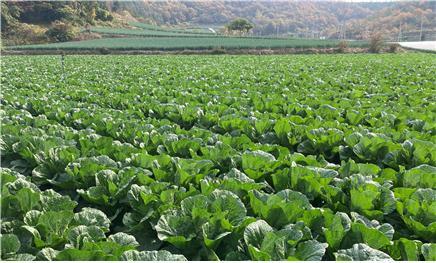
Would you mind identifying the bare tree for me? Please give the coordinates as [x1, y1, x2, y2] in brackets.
[369, 32, 384, 53]
[338, 40, 348, 53]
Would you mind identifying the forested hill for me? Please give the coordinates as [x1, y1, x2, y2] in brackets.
[1, 1, 120, 45]
[2, 0, 435, 45]
[112, 1, 435, 39]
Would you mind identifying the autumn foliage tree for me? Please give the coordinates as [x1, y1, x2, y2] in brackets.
[45, 21, 77, 42]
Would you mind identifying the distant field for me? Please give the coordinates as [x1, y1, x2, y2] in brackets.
[9, 37, 367, 51]
[89, 27, 211, 37]
[129, 21, 215, 35]
[89, 27, 313, 41]
[8, 21, 368, 52]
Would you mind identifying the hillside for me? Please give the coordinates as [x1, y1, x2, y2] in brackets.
[1, 1, 118, 45]
[113, 1, 436, 40]
[1, 0, 435, 46]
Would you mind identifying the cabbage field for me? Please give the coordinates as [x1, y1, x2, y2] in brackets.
[1, 54, 435, 261]
[9, 37, 355, 51]
[88, 27, 214, 37]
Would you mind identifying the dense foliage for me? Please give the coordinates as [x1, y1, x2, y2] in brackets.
[1, 1, 113, 45]
[225, 19, 254, 34]
[113, 1, 435, 39]
[1, 54, 435, 261]
[2, 1, 435, 47]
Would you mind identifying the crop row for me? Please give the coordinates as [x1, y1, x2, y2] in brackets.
[128, 21, 215, 35]
[8, 37, 367, 51]
[88, 27, 213, 38]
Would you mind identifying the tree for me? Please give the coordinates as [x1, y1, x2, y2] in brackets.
[1, 2, 21, 33]
[95, 8, 113, 22]
[338, 40, 348, 53]
[45, 21, 77, 42]
[226, 18, 253, 34]
[369, 32, 384, 53]
[264, 22, 276, 35]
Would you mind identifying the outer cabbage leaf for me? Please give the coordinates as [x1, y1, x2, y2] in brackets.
[349, 174, 396, 220]
[322, 212, 351, 251]
[1, 234, 21, 256]
[396, 188, 436, 242]
[249, 189, 312, 228]
[387, 238, 422, 261]
[287, 240, 328, 261]
[421, 243, 436, 261]
[402, 165, 436, 188]
[121, 250, 187, 261]
[242, 150, 278, 180]
[243, 220, 325, 260]
[334, 243, 393, 261]
[55, 241, 133, 260]
[73, 208, 111, 232]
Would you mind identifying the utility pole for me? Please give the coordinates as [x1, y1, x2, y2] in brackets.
[60, 52, 65, 82]
[343, 23, 346, 40]
[398, 22, 402, 42]
[419, 15, 424, 41]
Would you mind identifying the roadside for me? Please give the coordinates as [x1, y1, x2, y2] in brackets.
[398, 41, 436, 52]
[1, 46, 410, 56]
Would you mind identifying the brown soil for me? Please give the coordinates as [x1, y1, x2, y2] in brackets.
[2, 46, 410, 56]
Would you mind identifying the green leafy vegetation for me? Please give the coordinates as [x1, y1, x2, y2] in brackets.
[8, 37, 366, 51]
[87, 27, 211, 38]
[225, 18, 254, 35]
[1, 54, 435, 260]
[129, 21, 215, 35]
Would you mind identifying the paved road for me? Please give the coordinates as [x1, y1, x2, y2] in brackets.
[398, 41, 436, 52]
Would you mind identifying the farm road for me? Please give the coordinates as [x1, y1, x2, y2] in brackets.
[398, 41, 436, 52]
